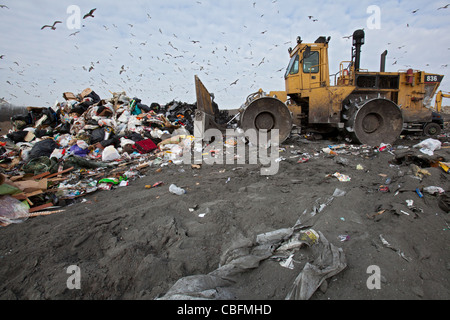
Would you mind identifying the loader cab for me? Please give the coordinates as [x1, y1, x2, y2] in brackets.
[285, 36, 331, 95]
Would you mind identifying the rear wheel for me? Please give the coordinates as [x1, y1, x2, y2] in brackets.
[239, 97, 293, 143]
[344, 98, 403, 146]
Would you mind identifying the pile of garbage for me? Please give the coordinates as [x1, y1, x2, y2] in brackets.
[0, 88, 207, 226]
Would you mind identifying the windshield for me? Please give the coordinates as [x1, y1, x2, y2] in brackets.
[285, 54, 299, 78]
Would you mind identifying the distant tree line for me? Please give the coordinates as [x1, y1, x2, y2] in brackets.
[0, 103, 28, 123]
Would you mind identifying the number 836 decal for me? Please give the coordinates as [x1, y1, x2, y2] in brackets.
[425, 74, 444, 83]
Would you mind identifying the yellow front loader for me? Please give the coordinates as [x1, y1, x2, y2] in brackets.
[196, 29, 445, 145]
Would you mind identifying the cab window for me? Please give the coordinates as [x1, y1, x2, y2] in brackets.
[285, 54, 299, 78]
[303, 51, 319, 73]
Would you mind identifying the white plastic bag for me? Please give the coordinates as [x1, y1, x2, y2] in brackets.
[414, 138, 441, 155]
[169, 184, 186, 195]
[102, 146, 121, 161]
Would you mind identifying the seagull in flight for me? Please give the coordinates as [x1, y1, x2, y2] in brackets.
[83, 8, 96, 19]
[438, 4, 450, 9]
[0, 4, 9, 9]
[41, 21, 62, 30]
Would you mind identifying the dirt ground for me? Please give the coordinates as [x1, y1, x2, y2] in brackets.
[0, 127, 449, 301]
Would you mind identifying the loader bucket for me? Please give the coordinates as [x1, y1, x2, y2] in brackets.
[194, 75, 226, 136]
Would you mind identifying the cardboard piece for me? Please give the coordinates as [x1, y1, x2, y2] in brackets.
[63, 92, 78, 101]
[14, 179, 48, 193]
[80, 88, 93, 98]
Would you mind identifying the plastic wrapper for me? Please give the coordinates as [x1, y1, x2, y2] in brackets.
[0, 195, 30, 226]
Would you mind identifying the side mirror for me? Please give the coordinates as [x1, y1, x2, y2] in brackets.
[303, 46, 311, 59]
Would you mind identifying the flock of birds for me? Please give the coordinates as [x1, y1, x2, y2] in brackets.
[40, 8, 96, 30]
[1, 2, 294, 105]
[0, 2, 449, 107]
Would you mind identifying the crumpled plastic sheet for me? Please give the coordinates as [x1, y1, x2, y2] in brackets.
[285, 231, 347, 300]
[157, 227, 347, 300]
[0, 195, 30, 226]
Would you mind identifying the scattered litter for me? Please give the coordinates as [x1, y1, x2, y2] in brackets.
[145, 181, 163, 189]
[379, 234, 411, 262]
[328, 172, 351, 182]
[411, 164, 431, 179]
[279, 254, 296, 269]
[338, 235, 350, 242]
[416, 188, 424, 198]
[438, 161, 450, 173]
[169, 184, 186, 195]
[423, 186, 445, 195]
[376, 143, 390, 152]
[367, 209, 386, 220]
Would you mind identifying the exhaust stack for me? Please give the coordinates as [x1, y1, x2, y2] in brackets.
[352, 29, 365, 71]
[380, 50, 388, 72]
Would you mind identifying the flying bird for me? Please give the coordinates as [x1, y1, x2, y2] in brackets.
[438, 4, 450, 9]
[411, 9, 419, 13]
[83, 8, 96, 19]
[0, 5, 9, 9]
[69, 31, 80, 36]
[41, 21, 62, 30]
[0, 55, 5, 59]
[342, 35, 352, 39]
[230, 79, 239, 86]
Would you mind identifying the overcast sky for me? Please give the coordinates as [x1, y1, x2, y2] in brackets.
[0, 0, 449, 109]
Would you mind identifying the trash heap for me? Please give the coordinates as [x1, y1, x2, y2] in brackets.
[0, 88, 202, 226]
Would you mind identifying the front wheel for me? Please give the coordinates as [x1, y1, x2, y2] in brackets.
[239, 97, 293, 143]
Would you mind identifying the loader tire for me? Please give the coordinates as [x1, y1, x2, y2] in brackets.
[344, 98, 403, 146]
[239, 97, 293, 143]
